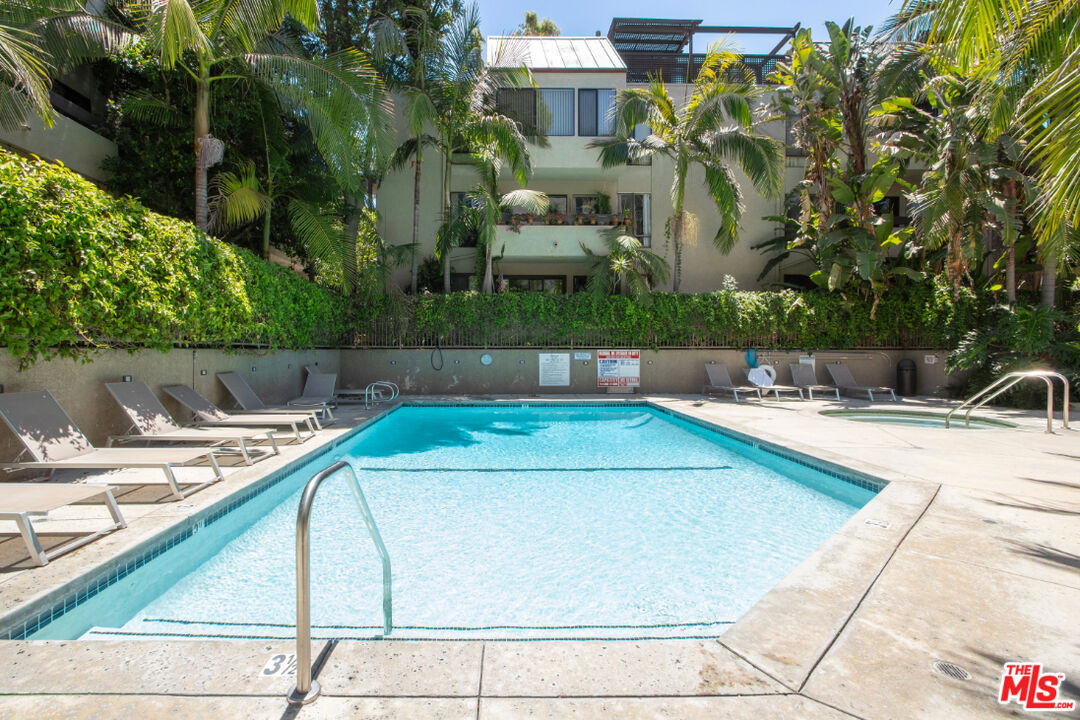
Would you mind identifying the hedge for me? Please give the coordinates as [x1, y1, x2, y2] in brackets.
[360, 280, 980, 349]
[0, 150, 356, 367]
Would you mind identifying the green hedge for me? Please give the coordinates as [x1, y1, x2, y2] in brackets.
[0, 150, 356, 367]
[362, 280, 980, 349]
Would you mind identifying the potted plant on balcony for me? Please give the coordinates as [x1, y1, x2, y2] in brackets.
[621, 209, 633, 228]
[508, 214, 525, 233]
[546, 212, 567, 225]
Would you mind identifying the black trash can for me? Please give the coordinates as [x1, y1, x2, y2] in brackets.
[896, 358, 917, 396]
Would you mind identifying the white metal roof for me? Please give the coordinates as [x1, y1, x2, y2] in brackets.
[486, 36, 627, 71]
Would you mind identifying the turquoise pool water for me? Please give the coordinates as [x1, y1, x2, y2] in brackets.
[34, 405, 877, 641]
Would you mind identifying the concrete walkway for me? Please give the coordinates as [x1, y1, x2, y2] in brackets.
[0, 395, 1077, 719]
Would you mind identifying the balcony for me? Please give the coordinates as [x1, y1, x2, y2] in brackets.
[495, 216, 629, 259]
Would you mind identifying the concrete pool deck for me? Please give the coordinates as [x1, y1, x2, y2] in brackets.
[0, 395, 1076, 719]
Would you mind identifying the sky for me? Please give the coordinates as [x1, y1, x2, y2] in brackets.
[474, 0, 901, 54]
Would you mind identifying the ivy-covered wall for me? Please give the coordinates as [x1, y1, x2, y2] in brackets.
[360, 283, 979, 350]
[0, 150, 356, 368]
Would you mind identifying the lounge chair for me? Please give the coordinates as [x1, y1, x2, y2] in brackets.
[824, 363, 898, 402]
[215, 372, 328, 427]
[702, 365, 762, 402]
[0, 483, 126, 566]
[162, 385, 317, 443]
[789, 363, 841, 401]
[105, 382, 279, 465]
[303, 365, 399, 407]
[741, 366, 804, 401]
[286, 371, 336, 419]
[0, 390, 223, 500]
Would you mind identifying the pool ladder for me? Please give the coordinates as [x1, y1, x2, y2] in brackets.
[287, 460, 392, 706]
[945, 370, 1071, 432]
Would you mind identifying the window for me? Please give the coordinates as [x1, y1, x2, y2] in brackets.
[573, 275, 589, 293]
[496, 88, 537, 129]
[575, 195, 599, 216]
[547, 195, 568, 215]
[505, 275, 566, 294]
[618, 193, 652, 247]
[539, 89, 574, 136]
[578, 89, 615, 136]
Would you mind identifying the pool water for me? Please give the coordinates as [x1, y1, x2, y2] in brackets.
[36, 405, 877, 641]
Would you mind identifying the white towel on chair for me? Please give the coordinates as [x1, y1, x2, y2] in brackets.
[747, 365, 775, 387]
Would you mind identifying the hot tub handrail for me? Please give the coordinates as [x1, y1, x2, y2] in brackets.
[945, 370, 1070, 432]
[287, 460, 392, 706]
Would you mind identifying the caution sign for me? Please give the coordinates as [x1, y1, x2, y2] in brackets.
[597, 350, 640, 387]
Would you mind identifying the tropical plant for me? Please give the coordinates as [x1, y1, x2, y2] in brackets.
[463, 146, 547, 293]
[592, 42, 784, 292]
[120, 0, 389, 232]
[877, 72, 1037, 303]
[422, 5, 541, 293]
[513, 11, 559, 37]
[896, 0, 1080, 308]
[581, 227, 670, 299]
[0, 0, 131, 131]
[765, 21, 920, 315]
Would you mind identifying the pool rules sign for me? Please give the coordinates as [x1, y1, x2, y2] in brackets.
[597, 350, 640, 388]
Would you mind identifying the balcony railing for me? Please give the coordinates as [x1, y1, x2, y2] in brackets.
[623, 53, 783, 85]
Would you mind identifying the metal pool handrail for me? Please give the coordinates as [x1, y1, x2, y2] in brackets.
[287, 460, 392, 706]
[945, 370, 1070, 432]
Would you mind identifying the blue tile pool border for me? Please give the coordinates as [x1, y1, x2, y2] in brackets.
[0, 399, 885, 641]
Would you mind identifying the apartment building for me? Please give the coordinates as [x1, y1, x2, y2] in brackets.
[377, 18, 817, 293]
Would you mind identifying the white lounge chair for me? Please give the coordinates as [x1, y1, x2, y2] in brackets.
[789, 363, 841, 401]
[702, 365, 762, 402]
[825, 363, 898, 402]
[0, 483, 126, 566]
[215, 372, 328, 427]
[0, 390, 223, 500]
[105, 381, 279, 465]
[741, 366, 804, 401]
[304, 365, 399, 407]
[162, 385, 317, 443]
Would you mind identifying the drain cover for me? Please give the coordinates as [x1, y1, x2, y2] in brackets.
[932, 661, 972, 680]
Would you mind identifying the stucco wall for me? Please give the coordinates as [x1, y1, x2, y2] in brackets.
[340, 348, 956, 397]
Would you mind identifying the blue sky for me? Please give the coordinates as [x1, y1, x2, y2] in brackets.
[475, 0, 901, 54]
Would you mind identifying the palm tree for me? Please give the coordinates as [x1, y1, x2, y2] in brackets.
[581, 228, 670, 298]
[591, 43, 783, 292]
[431, 9, 541, 293]
[465, 147, 547, 293]
[123, 0, 388, 232]
[0, 0, 131, 131]
[896, 0, 1080, 307]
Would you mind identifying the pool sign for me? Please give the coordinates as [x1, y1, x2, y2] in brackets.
[538, 353, 570, 386]
[597, 350, 640, 387]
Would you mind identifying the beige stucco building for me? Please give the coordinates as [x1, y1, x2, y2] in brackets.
[376, 19, 818, 294]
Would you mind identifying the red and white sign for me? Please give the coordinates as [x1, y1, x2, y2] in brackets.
[999, 663, 1075, 712]
[597, 350, 640, 387]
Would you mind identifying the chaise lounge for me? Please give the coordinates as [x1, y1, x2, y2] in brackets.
[215, 372, 329, 427]
[825, 362, 898, 402]
[162, 385, 317, 443]
[789, 363, 841, 401]
[0, 483, 126, 566]
[105, 381, 279, 464]
[703, 364, 762, 402]
[0, 390, 224, 501]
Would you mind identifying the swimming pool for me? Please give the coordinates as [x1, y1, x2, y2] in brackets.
[27, 404, 879, 641]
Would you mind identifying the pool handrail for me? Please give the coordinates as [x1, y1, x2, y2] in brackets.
[944, 370, 1070, 432]
[287, 460, 392, 706]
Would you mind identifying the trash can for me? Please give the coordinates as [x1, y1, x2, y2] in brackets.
[896, 358, 917, 396]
